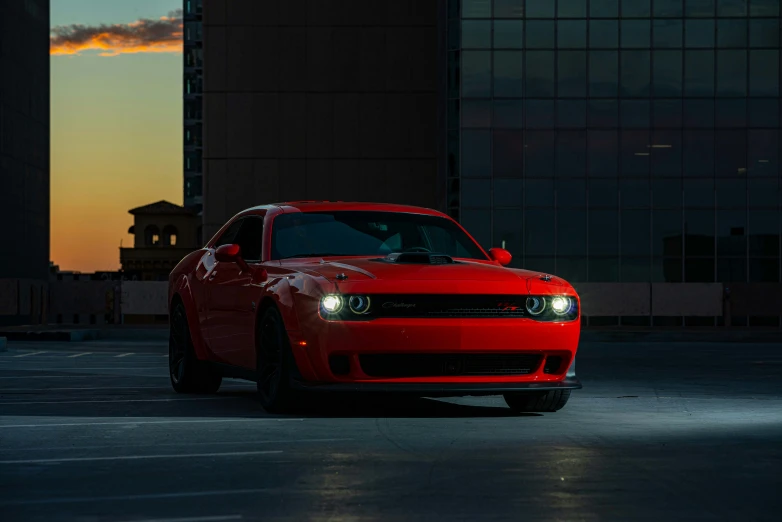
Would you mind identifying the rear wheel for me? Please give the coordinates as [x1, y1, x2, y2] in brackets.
[169, 301, 222, 394]
[503, 389, 571, 413]
[256, 306, 300, 413]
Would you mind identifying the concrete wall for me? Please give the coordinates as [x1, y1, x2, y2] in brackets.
[201, 0, 441, 239]
[49, 280, 115, 316]
[120, 281, 169, 315]
[0, 278, 47, 325]
[574, 283, 726, 317]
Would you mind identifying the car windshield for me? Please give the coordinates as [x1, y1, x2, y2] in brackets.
[271, 211, 487, 260]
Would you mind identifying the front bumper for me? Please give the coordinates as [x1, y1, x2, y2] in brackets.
[287, 316, 581, 385]
[289, 375, 582, 397]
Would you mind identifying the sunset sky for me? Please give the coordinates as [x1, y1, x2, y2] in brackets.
[51, 0, 183, 272]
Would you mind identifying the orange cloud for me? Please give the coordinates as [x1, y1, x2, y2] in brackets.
[50, 10, 183, 56]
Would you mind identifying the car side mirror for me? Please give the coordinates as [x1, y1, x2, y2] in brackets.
[489, 247, 512, 266]
[215, 244, 250, 271]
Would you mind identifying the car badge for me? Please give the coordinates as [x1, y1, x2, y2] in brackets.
[382, 301, 416, 309]
[540, 274, 552, 281]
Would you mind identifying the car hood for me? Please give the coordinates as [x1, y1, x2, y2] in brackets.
[284, 257, 569, 289]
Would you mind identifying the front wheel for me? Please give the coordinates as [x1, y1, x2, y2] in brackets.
[169, 302, 222, 394]
[503, 389, 571, 413]
[256, 307, 301, 413]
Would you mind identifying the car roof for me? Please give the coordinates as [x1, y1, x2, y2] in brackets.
[244, 201, 448, 217]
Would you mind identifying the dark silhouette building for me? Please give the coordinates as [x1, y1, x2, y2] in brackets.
[0, 0, 50, 325]
[120, 201, 201, 281]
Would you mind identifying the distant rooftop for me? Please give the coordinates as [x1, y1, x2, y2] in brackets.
[128, 200, 194, 216]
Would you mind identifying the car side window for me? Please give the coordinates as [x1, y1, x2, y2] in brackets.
[213, 220, 243, 248]
[232, 216, 265, 262]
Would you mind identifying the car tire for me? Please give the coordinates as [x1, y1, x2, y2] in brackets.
[169, 301, 222, 394]
[503, 389, 571, 413]
[256, 306, 300, 413]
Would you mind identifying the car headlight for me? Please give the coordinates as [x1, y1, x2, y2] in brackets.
[525, 296, 546, 316]
[320, 294, 343, 313]
[525, 295, 578, 321]
[551, 296, 572, 315]
[348, 295, 371, 314]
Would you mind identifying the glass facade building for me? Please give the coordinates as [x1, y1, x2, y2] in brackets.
[184, 0, 203, 213]
[446, 0, 781, 324]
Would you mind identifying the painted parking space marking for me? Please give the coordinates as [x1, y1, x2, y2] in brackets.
[0, 437, 353, 454]
[13, 351, 46, 357]
[0, 488, 281, 506]
[0, 449, 283, 465]
[130, 515, 242, 522]
[0, 396, 234, 406]
[0, 418, 304, 428]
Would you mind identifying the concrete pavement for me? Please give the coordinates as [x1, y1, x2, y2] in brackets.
[0, 338, 780, 521]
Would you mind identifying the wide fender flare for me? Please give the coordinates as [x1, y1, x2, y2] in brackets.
[170, 274, 211, 361]
[260, 276, 301, 332]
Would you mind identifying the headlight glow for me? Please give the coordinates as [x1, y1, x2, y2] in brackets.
[551, 296, 570, 315]
[348, 295, 371, 314]
[321, 295, 343, 313]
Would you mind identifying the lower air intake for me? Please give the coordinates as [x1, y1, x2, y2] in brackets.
[359, 353, 543, 378]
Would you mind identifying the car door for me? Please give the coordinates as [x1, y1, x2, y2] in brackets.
[205, 214, 266, 369]
[192, 219, 243, 356]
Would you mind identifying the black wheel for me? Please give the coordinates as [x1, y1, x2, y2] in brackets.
[256, 306, 300, 413]
[169, 301, 222, 394]
[503, 389, 571, 413]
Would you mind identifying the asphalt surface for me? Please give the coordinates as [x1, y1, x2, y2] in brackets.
[0, 338, 781, 522]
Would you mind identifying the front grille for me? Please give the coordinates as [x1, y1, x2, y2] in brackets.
[359, 353, 543, 378]
[367, 295, 528, 319]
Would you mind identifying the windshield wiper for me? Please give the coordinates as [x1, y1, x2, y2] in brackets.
[279, 253, 347, 259]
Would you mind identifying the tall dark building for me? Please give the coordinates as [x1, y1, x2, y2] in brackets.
[184, 0, 203, 215]
[446, 0, 780, 326]
[0, 0, 50, 324]
[200, 0, 440, 240]
[200, 0, 780, 326]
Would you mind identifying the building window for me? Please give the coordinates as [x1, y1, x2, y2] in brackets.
[185, 22, 202, 43]
[185, 48, 203, 68]
[145, 225, 161, 246]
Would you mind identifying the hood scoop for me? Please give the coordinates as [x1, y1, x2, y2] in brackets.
[381, 252, 456, 265]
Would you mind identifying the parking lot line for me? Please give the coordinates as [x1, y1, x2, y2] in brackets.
[116, 353, 134, 357]
[130, 515, 242, 522]
[0, 450, 283, 465]
[0, 418, 303, 429]
[0, 397, 233, 406]
[0, 375, 169, 380]
[67, 352, 92, 358]
[0, 488, 280, 506]
[0, 383, 252, 392]
[13, 351, 46, 357]
[1, 437, 354, 453]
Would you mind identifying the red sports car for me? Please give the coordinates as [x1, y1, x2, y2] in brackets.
[168, 202, 581, 413]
